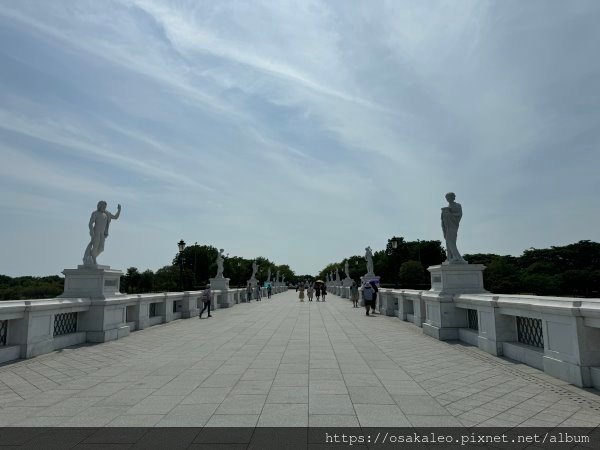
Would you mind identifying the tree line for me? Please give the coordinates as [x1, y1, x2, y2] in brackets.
[318, 239, 600, 297]
[3, 240, 600, 299]
[120, 244, 298, 294]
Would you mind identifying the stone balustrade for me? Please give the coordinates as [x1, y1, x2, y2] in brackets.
[335, 285, 600, 389]
[0, 285, 287, 365]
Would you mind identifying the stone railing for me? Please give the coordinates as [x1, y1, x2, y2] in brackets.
[0, 284, 287, 365]
[334, 285, 600, 389]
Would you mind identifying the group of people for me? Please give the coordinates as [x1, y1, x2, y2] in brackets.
[350, 280, 379, 316]
[199, 281, 274, 319]
[245, 282, 273, 302]
[297, 282, 327, 302]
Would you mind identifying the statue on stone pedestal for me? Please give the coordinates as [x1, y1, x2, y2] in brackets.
[441, 192, 466, 264]
[335, 268, 340, 283]
[365, 246, 374, 276]
[267, 267, 272, 282]
[83, 201, 121, 266]
[216, 249, 225, 278]
[282, 274, 286, 284]
[344, 261, 350, 279]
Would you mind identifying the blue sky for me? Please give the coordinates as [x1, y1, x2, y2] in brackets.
[1, 0, 599, 277]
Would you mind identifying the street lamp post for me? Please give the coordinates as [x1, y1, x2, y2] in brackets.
[391, 237, 399, 288]
[178, 239, 186, 291]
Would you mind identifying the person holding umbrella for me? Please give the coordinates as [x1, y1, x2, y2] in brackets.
[315, 281, 322, 301]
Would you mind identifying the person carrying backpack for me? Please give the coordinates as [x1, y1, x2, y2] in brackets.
[199, 283, 213, 318]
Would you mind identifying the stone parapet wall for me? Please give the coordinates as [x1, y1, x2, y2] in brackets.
[334, 286, 600, 389]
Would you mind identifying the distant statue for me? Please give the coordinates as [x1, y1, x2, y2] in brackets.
[267, 267, 272, 282]
[83, 201, 121, 266]
[365, 246, 374, 275]
[276, 270, 280, 283]
[344, 261, 350, 278]
[335, 269, 340, 282]
[251, 260, 259, 280]
[282, 274, 286, 283]
[215, 249, 225, 277]
[441, 192, 467, 264]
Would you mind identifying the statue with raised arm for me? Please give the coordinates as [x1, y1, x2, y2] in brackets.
[365, 246, 374, 276]
[441, 192, 467, 264]
[216, 249, 225, 277]
[83, 201, 121, 266]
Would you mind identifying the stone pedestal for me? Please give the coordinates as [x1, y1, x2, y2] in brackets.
[209, 276, 230, 291]
[342, 278, 354, 287]
[428, 263, 486, 294]
[422, 264, 487, 340]
[60, 265, 129, 343]
[61, 265, 124, 300]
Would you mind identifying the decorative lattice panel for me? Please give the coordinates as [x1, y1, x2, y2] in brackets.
[0, 320, 7, 346]
[467, 309, 479, 331]
[53, 312, 77, 336]
[516, 316, 544, 348]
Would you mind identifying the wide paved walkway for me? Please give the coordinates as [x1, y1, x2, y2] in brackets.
[1, 291, 600, 427]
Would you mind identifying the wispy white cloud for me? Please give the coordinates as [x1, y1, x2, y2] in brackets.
[0, 0, 599, 276]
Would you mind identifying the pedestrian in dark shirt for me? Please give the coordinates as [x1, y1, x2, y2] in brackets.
[199, 283, 213, 318]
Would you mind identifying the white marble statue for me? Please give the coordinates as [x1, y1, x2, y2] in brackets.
[282, 274, 286, 283]
[267, 267, 272, 282]
[214, 249, 225, 278]
[441, 192, 467, 264]
[344, 261, 350, 279]
[276, 271, 280, 283]
[251, 260, 259, 279]
[365, 246, 374, 276]
[83, 201, 121, 266]
[335, 268, 340, 282]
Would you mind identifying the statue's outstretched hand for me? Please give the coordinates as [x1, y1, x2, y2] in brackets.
[117, 204, 122, 210]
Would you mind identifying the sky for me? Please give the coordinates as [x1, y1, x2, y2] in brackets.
[1, 0, 599, 277]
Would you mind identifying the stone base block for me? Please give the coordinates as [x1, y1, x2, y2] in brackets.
[428, 264, 487, 294]
[86, 325, 130, 343]
[543, 356, 590, 388]
[477, 335, 502, 356]
[209, 277, 230, 290]
[61, 265, 124, 299]
[422, 322, 459, 340]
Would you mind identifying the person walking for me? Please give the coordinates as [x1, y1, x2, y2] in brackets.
[370, 280, 379, 314]
[350, 281, 359, 308]
[362, 282, 374, 316]
[315, 283, 321, 301]
[199, 283, 213, 318]
[246, 282, 253, 302]
[321, 285, 327, 302]
[267, 282, 272, 299]
[307, 283, 314, 302]
[255, 283, 262, 301]
[298, 282, 305, 302]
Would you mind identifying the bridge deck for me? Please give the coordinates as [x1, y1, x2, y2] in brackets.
[0, 291, 599, 427]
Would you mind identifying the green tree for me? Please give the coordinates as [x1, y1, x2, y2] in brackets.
[398, 260, 426, 287]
